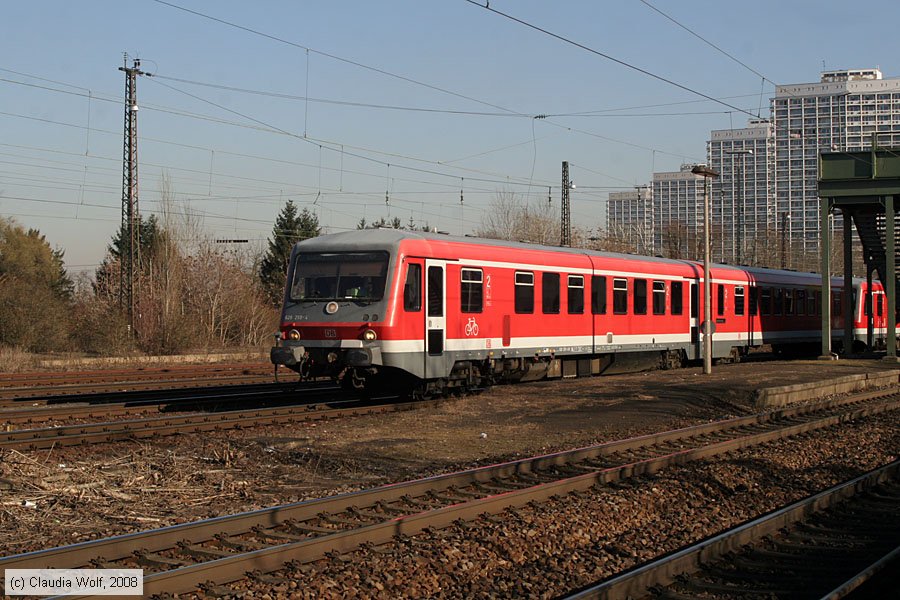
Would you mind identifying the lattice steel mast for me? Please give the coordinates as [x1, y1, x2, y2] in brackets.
[119, 56, 146, 333]
[560, 160, 571, 247]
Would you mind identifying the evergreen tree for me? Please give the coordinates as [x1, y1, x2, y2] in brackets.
[259, 200, 320, 304]
[94, 214, 162, 296]
[358, 216, 403, 229]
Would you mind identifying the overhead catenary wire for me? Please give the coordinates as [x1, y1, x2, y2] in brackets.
[462, 0, 762, 122]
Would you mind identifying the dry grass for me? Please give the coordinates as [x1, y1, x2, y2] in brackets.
[0, 347, 41, 373]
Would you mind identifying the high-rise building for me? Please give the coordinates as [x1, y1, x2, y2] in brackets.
[621, 69, 900, 264]
[607, 186, 653, 254]
[708, 119, 775, 264]
[772, 68, 900, 255]
[651, 164, 707, 258]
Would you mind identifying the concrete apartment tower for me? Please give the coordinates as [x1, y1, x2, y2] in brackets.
[651, 164, 707, 258]
[607, 186, 653, 254]
[708, 118, 775, 265]
[771, 68, 900, 256]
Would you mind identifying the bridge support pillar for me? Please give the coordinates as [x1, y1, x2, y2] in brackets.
[886, 195, 897, 359]
[843, 209, 854, 354]
[820, 198, 832, 359]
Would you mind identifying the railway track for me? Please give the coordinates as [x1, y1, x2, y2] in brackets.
[567, 460, 900, 600]
[0, 382, 336, 426]
[0, 362, 274, 400]
[0, 393, 420, 450]
[1, 387, 896, 597]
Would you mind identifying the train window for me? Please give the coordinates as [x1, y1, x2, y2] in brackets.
[797, 290, 806, 316]
[542, 273, 561, 314]
[773, 288, 784, 315]
[690, 283, 698, 319]
[833, 292, 842, 317]
[784, 289, 794, 316]
[613, 278, 628, 314]
[717, 284, 725, 316]
[591, 276, 607, 314]
[403, 263, 421, 311]
[760, 288, 771, 316]
[652, 281, 666, 315]
[568, 275, 585, 314]
[290, 251, 388, 302]
[865, 292, 872, 316]
[671, 281, 683, 315]
[427, 266, 443, 317]
[808, 291, 817, 316]
[878, 294, 884, 317]
[815, 290, 821, 316]
[514, 271, 534, 314]
[460, 268, 483, 313]
[749, 286, 758, 316]
[634, 279, 647, 315]
[735, 286, 745, 316]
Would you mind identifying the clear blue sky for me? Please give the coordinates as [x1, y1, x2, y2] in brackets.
[1, 0, 896, 273]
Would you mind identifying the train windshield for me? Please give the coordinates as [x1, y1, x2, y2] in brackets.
[289, 251, 389, 302]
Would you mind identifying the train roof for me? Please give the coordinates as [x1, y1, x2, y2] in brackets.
[296, 229, 860, 283]
[299, 228, 703, 267]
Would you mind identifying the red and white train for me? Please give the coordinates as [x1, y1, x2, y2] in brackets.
[271, 229, 890, 394]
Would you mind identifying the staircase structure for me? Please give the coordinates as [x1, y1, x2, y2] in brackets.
[819, 148, 900, 358]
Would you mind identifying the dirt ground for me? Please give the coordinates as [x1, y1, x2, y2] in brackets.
[1, 358, 897, 555]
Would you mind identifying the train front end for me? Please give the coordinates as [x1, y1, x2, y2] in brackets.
[270, 231, 401, 390]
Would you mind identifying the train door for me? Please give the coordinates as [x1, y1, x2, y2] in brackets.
[690, 282, 700, 360]
[424, 259, 448, 379]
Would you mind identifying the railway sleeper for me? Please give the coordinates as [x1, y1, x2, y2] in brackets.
[318, 513, 363, 527]
[134, 551, 186, 569]
[214, 533, 269, 552]
[513, 471, 556, 484]
[374, 500, 409, 515]
[743, 546, 851, 564]
[446, 485, 485, 498]
[797, 522, 891, 538]
[283, 518, 335, 535]
[348, 505, 387, 520]
[198, 582, 237, 598]
[472, 480, 525, 493]
[789, 529, 880, 545]
[247, 570, 285, 585]
[177, 542, 235, 560]
[771, 539, 881, 554]
[252, 526, 307, 543]
[700, 564, 803, 584]
[358, 541, 397, 556]
[399, 494, 440, 509]
[675, 577, 796, 596]
[429, 490, 471, 504]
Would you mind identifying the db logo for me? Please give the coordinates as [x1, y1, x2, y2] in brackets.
[323, 329, 337, 338]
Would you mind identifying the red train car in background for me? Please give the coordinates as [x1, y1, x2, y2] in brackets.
[271, 229, 890, 395]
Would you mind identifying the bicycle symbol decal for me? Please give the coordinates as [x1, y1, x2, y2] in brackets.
[464, 317, 479, 337]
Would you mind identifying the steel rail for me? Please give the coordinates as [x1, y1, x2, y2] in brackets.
[565, 460, 900, 600]
[0, 395, 417, 450]
[820, 545, 900, 599]
[0, 380, 303, 407]
[0, 362, 270, 387]
[0, 374, 277, 401]
[1, 389, 896, 598]
[0, 382, 340, 426]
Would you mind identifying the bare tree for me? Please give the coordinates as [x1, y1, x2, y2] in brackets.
[476, 190, 562, 245]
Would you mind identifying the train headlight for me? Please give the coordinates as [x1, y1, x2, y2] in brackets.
[288, 329, 301, 341]
[362, 329, 377, 341]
